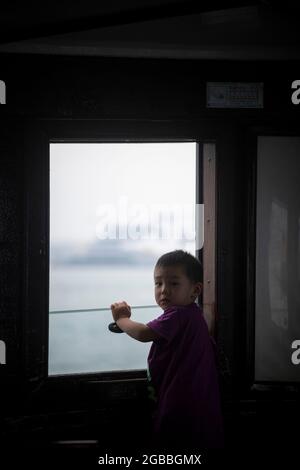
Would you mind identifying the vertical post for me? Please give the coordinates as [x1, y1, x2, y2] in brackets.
[203, 143, 216, 336]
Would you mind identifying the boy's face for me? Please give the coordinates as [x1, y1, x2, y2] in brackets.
[154, 265, 202, 310]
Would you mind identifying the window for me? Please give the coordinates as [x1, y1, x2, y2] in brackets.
[49, 142, 198, 375]
[255, 136, 300, 382]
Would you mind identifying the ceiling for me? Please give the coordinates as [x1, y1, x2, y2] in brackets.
[0, 1, 300, 60]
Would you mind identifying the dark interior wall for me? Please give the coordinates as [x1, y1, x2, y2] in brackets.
[0, 54, 297, 119]
[0, 54, 300, 452]
[0, 129, 22, 373]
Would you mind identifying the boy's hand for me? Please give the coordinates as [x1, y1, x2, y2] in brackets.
[110, 301, 132, 322]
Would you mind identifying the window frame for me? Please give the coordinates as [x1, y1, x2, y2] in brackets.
[246, 125, 300, 394]
[23, 119, 212, 395]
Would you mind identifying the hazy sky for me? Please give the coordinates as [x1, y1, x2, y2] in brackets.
[50, 142, 196, 245]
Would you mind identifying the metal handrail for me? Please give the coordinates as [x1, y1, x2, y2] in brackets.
[49, 304, 158, 315]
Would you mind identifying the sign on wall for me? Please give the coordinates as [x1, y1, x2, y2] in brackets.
[207, 82, 263, 108]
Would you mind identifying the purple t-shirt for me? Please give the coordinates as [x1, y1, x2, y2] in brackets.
[146, 302, 224, 448]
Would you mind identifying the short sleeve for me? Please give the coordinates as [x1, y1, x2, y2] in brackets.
[146, 306, 181, 344]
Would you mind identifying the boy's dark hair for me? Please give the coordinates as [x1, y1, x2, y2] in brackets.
[155, 250, 203, 283]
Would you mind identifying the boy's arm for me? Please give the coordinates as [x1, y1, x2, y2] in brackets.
[116, 317, 161, 343]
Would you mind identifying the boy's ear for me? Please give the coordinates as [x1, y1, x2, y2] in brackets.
[193, 282, 202, 297]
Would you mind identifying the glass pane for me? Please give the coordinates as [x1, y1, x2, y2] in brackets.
[255, 136, 300, 382]
[49, 143, 197, 375]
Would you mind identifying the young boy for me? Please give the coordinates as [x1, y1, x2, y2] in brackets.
[111, 250, 224, 449]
